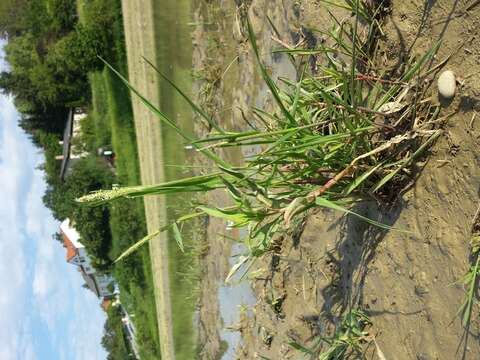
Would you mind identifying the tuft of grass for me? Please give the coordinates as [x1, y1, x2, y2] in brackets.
[458, 256, 480, 327]
[289, 309, 372, 359]
[78, 2, 442, 280]
[458, 204, 480, 329]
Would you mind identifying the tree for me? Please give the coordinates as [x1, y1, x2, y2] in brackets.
[18, 107, 68, 139]
[2, 33, 84, 110]
[45, 0, 77, 34]
[43, 156, 115, 270]
[0, 0, 122, 274]
[47, 24, 106, 75]
[53, 231, 64, 244]
[0, 0, 27, 38]
[102, 306, 134, 360]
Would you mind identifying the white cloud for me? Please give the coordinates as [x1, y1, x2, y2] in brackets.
[26, 160, 107, 359]
[28, 167, 69, 331]
[67, 291, 107, 360]
[0, 96, 35, 360]
[0, 93, 107, 359]
[0, 38, 8, 71]
[0, 41, 107, 360]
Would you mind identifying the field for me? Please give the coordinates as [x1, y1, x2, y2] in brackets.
[77, 0, 202, 358]
[89, 69, 162, 359]
[119, 0, 199, 359]
[76, 0, 161, 358]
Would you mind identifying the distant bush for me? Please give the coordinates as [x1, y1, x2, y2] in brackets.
[45, 0, 77, 33]
[111, 198, 148, 288]
[47, 24, 106, 75]
[102, 306, 134, 360]
[35, 130, 62, 181]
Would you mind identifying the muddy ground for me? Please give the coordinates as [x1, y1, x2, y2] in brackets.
[193, 0, 480, 359]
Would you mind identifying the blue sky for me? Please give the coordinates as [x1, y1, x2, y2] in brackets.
[0, 42, 107, 359]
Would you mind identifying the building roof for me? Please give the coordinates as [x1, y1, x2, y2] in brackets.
[102, 298, 112, 312]
[60, 219, 84, 248]
[63, 233, 78, 262]
[59, 109, 74, 180]
[80, 267, 101, 298]
[60, 219, 85, 262]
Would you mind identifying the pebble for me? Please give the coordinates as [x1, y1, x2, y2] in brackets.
[437, 70, 456, 99]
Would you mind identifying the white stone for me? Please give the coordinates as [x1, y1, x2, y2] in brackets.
[438, 70, 456, 99]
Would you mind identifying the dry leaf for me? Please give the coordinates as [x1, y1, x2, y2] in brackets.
[374, 339, 387, 360]
[378, 101, 405, 114]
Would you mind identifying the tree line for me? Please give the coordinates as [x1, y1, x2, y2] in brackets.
[1, 1, 149, 357]
[0, 0, 118, 269]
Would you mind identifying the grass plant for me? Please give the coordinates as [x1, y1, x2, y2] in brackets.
[78, 1, 442, 278]
[458, 255, 480, 327]
[289, 309, 372, 359]
[458, 205, 480, 333]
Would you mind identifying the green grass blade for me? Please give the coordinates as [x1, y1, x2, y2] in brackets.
[246, 17, 297, 127]
[350, 0, 360, 110]
[142, 56, 225, 134]
[115, 230, 161, 263]
[371, 167, 401, 194]
[100, 57, 185, 136]
[461, 256, 480, 327]
[115, 211, 206, 262]
[77, 172, 224, 205]
[376, 42, 441, 108]
[316, 197, 399, 231]
[266, 15, 296, 66]
[100, 57, 231, 168]
[320, 0, 369, 19]
[225, 255, 250, 283]
[344, 163, 383, 195]
[172, 222, 185, 252]
[288, 341, 315, 355]
[197, 206, 249, 225]
[272, 47, 339, 55]
[372, 130, 442, 192]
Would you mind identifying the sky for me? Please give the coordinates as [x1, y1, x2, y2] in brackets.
[0, 42, 107, 359]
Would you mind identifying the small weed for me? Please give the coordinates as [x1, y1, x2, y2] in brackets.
[458, 257, 480, 327]
[458, 203, 480, 329]
[269, 292, 286, 317]
[289, 309, 372, 359]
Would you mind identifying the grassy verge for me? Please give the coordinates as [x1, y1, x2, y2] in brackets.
[90, 69, 161, 359]
[150, 1, 200, 357]
[77, 0, 161, 358]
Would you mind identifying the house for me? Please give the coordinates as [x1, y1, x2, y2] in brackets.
[102, 298, 112, 312]
[60, 218, 115, 299]
[56, 108, 88, 180]
[78, 267, 114, 299]
[56, 108, 116, 179]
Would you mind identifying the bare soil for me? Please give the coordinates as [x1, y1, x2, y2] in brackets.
[193, 0, 480, 359]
